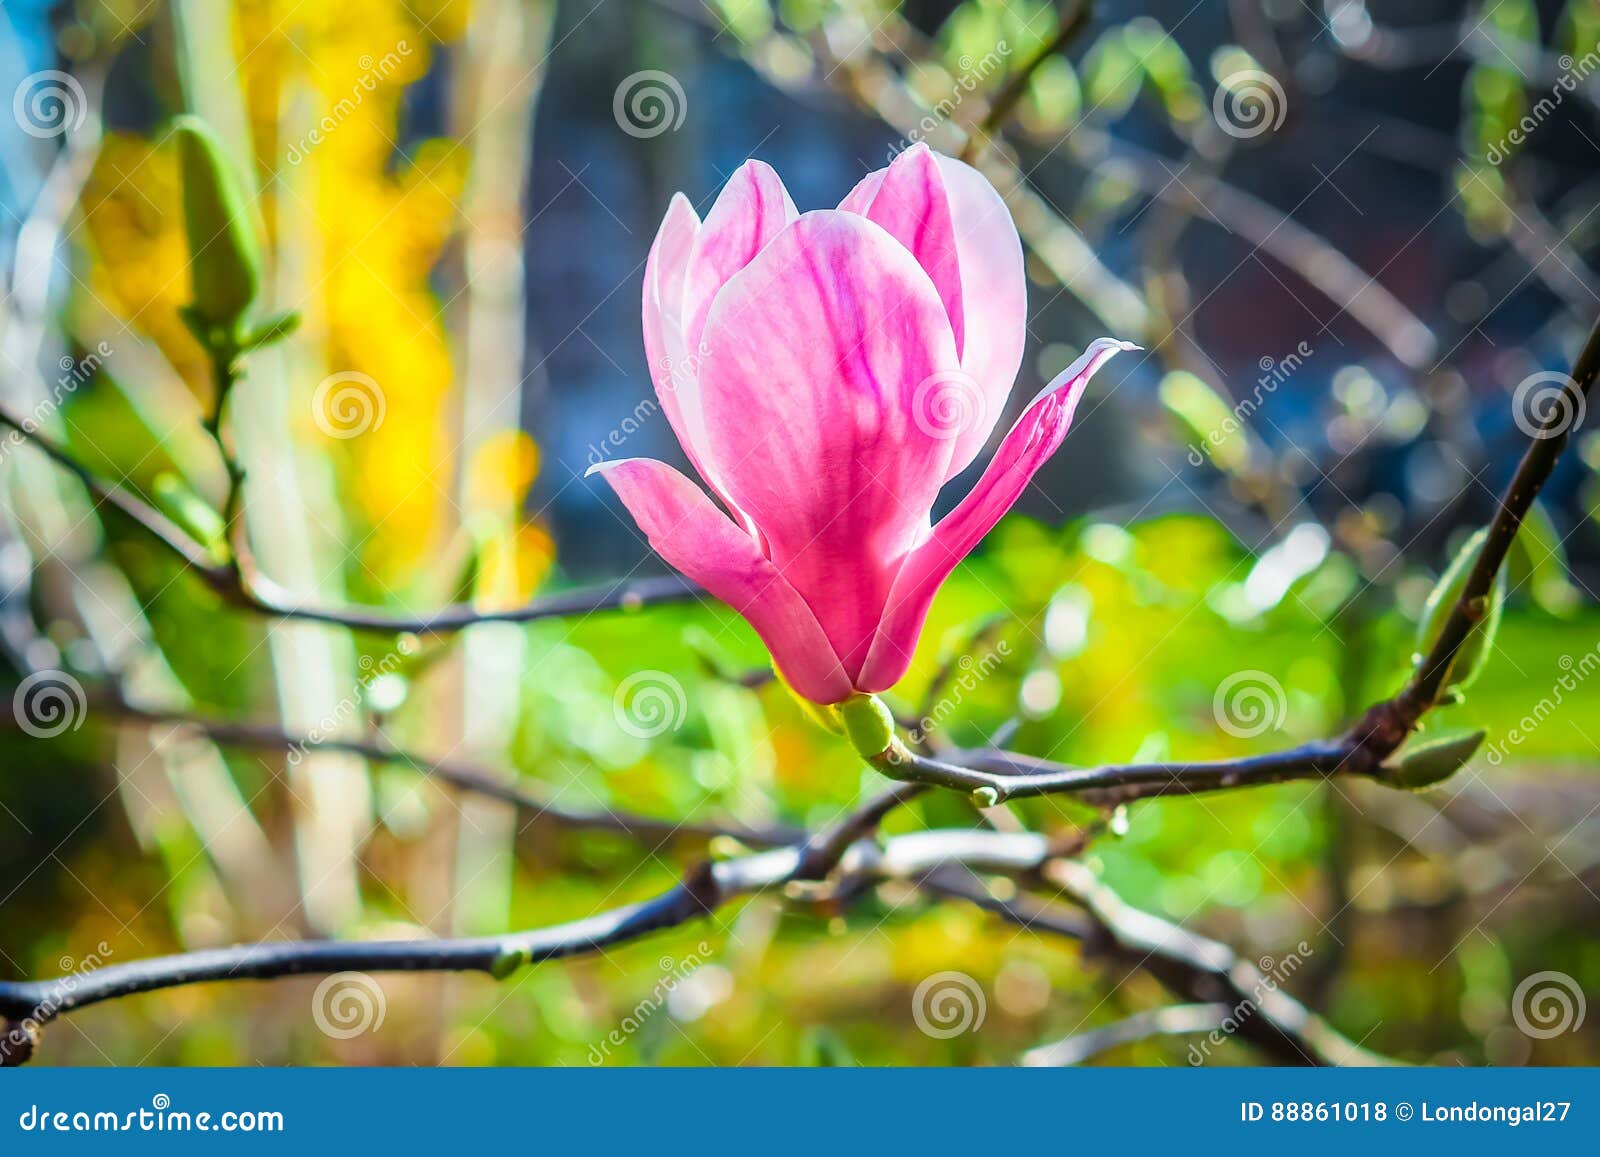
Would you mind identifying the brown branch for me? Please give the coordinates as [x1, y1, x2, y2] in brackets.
[1020, 1002, 1230, 1066]
[0, 824, 1024, 1058]
[93, 699, 801, 848]
[0, 402, 703, 632]
[922, 865, 1393, 1067]
[961, 0, 1094, 163]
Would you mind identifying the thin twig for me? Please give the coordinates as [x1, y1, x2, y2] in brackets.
[0, 403, 703, 631]
[1388, 316, 1600, 724]
[0, 826, 1006, 1042]
[1020, 1003, 1230, 1066]
[922, 866, 1392, 1067]
[962, 0, 1093, 163]
[91, 699, 801, 848]
[873, 737, 1354, 805]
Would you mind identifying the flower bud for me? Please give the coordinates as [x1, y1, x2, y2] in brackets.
[174, 116, 261, 336]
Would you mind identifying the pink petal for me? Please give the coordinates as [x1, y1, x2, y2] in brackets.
[641, 194, 760, 538]
[681, 160, 798, 349]
[696, 210, 962, 680]
[642, 197, 713, 479]
[589, 457, 852, 703]
[839, 144, 966, 358]
[930, 153, 1027, 481]
[844, 150, 1027, 483]
[856, 339, 1137, 692]
[837, 167, 884, 215]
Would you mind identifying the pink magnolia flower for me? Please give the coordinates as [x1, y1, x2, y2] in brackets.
[590, 144, 1133, 704]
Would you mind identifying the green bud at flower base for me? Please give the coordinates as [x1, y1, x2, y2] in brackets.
[174, 116, 261, 336]
[839, 693, 896, 759]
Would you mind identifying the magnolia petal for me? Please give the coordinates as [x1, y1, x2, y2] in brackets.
[837, 168, 885, 216]
[840, 144, 965, 357]
[682, 160, 798, 349]
[929, 152, 1027, 482]
[589, 457, 852, 703]
[642, 196, 716, 481]
[856, 339, 1137, 691]
[696, 210, 962, 679]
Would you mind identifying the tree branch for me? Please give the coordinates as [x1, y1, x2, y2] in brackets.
[0, 402, 703, 632]
[961, 0, 1094, 163]
[1390, 317, 1600, 724]
[0, 824, 1032, 1060]
[1020, 1002, 1229, 1066]
[922, 865, 1392, 1067]
[90, 698, 801, 848]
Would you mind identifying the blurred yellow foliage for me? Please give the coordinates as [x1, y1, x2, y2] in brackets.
[79, 0, 552, 593]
